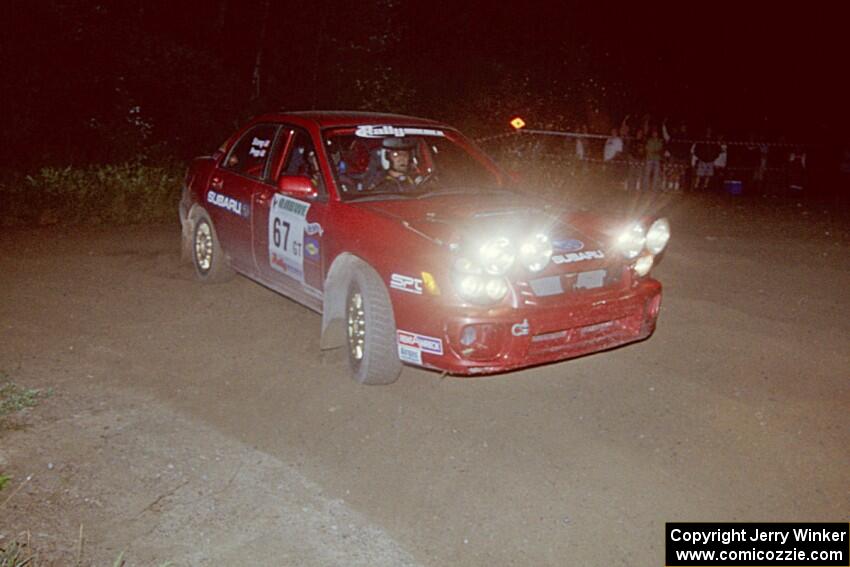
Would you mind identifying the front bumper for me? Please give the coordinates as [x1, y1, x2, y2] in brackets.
[417, 279, 662, 375]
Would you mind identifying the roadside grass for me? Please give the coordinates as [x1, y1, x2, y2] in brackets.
[0, 161, 182, 227]
[0, 379, 50, 421]
[0, 533, 170, 567]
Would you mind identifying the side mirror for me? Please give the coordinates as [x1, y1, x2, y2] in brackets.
[277, 175, 317, 198]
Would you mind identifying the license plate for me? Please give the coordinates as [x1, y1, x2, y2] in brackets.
[576, 269, 606, 289]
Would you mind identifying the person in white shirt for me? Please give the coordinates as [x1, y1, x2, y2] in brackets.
[603, 127, 623, 162]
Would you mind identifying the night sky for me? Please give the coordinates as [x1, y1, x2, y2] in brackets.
[2, 1, 847, 168]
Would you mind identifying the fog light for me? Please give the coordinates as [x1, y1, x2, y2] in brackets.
[455, 323, 505, 361]
[460, 325, 477, 346]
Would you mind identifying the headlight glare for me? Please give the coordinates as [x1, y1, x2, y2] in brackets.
[616, 223, 646, 259]
[645, 218, 671, 255]
[478, 237, 515, 275]
[519, 233, 553, 272]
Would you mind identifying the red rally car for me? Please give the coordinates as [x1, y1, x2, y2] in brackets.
[180, 112, 669, 384]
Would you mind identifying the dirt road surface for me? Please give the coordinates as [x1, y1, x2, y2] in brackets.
[1, 192, 848, 565]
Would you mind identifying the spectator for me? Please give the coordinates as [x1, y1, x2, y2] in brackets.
[713, 134, 728, 190]
[663, 121, 690, 191]
[627, 127, 645, 190]
[642, 126, 664, 191]
[693, 129, 721, 191]
[788, 146, 806, 191]
[575, 124, 588, 161]
[603, 127, 623, 162]
[751, 136, 770, 193]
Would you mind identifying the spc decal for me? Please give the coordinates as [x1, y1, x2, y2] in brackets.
[397, 330, 443, 356]
[249, 137, 271, 158]
[304, 236, 321, 261]
[552, 238, 584, 253]
[355, 125, 445, 138]
[269, 195, 311, 283]
[552, 249, 605, 264]
[511, 319, 530, 337]
[207, 190, 249, 218]
[390, 273, 423, 295]
[398, 344, 423, 365]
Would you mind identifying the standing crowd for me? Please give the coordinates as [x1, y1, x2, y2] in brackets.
[512, 116, 809, 195]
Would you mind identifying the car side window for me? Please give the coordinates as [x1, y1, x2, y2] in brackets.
[222, 123, 279, 180]
[280, 129, 326, 196]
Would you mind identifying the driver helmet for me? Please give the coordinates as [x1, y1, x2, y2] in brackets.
[380, 136, 417, 170]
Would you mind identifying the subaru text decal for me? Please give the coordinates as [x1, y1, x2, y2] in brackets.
[207, 190, 249, 218]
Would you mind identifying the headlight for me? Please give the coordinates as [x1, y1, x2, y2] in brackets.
[478, 237, 515, 275]
[633, 255, 654, 276]
[616, 223, 646, 259]
[519, 233, 553, 272]
[484, 278, 508, 301]
[457, 274, 485, 298]
[645, 218, 670, 255]
[453, 273, 509, 303]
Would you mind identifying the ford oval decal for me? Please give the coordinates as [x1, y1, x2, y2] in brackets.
[552, 238, 584, 252]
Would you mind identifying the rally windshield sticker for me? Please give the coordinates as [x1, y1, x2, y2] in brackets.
[552, 249, 604, 264]
[268, 195, 311, 283]
[355, 125, 445, 138]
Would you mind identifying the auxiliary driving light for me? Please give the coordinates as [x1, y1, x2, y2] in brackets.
[633, 255, 654, 277]
[645, 218, 671, 255]
[478, 237, 515, 275]
[616, 223, 646, 259]
[519, 233, 553, 272]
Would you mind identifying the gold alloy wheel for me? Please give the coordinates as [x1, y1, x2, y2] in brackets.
[347, 291, 366, 361]
[195, 221, 213, 272]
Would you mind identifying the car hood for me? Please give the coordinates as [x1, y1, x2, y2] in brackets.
[351, 193, 620, 260]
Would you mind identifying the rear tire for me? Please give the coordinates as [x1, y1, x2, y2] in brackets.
[191, 210, 234, 283]
[345, 262, 402, 385]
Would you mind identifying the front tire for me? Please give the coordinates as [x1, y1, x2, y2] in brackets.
[345, 263, 402, 385]
[192, 210, 234, 282]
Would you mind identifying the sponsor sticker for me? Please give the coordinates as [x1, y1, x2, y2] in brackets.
[207, 190, 249, 218]
[304, 237, 320, 260]
[249, 137, 271, 158]
[268, 194, 311, 283]
[355, 125, 445, 138]
[390, 273, 423, 295]
[397, 330, 443, 355]
[552, 249, 605, 264]
[511, 319, 530, 337]
[305, 222, 324, 236]
[398, 344, 423, 365]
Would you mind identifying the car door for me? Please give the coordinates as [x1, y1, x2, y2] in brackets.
[253, 126, 328, 302]
[209, 122, 279, 273]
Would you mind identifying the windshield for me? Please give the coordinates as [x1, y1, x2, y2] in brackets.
[322, 125, 507, 201]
